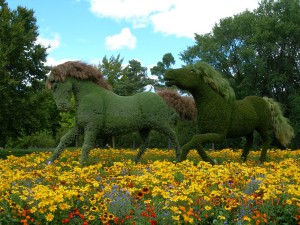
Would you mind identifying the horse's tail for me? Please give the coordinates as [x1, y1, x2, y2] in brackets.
[263, 97, 295, 147]
[157, 89, 196, 120]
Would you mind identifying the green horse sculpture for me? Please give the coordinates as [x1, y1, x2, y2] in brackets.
[46, 61, 180, 165]
[164, 62, 294, 164]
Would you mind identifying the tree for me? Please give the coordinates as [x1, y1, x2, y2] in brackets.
[180, 0, 300, 147]
[98, 55, 153, 96]
[0, 1, 56, 146]
[150, 53, 175, 87]
[99, 54, 123, 87]
[114, 59, 153, 96]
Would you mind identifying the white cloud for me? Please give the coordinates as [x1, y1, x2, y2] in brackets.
[151, 0, 259, 38]
[37, 33, 61, 52]
[90, 0, 175, 27]
[89, 0, 259, 38]
[105, 28, 136, 50]
[45, 57, 76, 67]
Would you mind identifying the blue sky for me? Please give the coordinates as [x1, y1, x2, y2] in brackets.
[8, 0, 260, 69]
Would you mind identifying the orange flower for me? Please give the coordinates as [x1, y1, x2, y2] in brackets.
[136, 191, 144, 199]
[179, 206, 186, 212]
[142, 187, 150, 194]
[187, 208, 194, 216]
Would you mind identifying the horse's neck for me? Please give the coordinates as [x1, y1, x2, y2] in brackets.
[190, 84, 221, 105]
[72, 79, 107, 100]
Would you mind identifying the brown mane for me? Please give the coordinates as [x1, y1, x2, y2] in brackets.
[157, 89, 196, 120]
[47, 61, 112, 90]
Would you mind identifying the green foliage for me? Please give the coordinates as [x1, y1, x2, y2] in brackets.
[5, 130, 56, 149]
[190, 62, 236, 103]
[114, 59, 154, 95]
[174, 118, 198, 146]
[0, 1, 59, 146]
[150, 53, 175, 87]
[179, 0, 300, 147]
[99, 54, 124, 87]
[99, 56, 154, 96]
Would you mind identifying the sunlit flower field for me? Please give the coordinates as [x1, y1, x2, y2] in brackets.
[0, 148, 299, 225]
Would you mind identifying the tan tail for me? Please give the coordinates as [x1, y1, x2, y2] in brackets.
[263, 97, 295, 146]
[157, 89, 196, 120]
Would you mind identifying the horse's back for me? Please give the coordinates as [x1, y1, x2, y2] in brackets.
[136, 92, 172, 123]
[228, 96, 271, 138]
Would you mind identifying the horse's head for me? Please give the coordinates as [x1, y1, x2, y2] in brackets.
[46, 75, 73, 111]
[164, 65, 202, 91]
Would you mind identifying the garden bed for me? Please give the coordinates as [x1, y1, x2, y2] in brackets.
[0, 148, 299, 224]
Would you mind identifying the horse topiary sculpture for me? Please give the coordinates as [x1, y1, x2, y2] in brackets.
[164, 62, 295, 164]
[157, 89, 198, 146]
[46, 61, 180, 165]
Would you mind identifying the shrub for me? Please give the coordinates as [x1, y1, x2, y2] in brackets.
[5, 130, 56, 149]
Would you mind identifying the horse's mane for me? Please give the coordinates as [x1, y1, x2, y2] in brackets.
[48, 61, 112, 90]
[157, 89, 196, 120]
[191, 62, 236, 103]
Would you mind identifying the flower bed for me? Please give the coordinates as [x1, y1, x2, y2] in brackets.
[0, 148, 299, 224]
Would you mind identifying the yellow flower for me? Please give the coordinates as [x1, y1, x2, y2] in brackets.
[82, 205, 89, 210]
[92, 181, 99, 187]
[183, 214, 194, 224]
[144, 199, 151, 204]
[172, 215, 180, 221]
[49, 204, 57, 212]
[88, 215, 95, 221]
[45, 213, 54, 222]
[90, 206, 98, 212]
[218, 215, 226, 220]
[59, 203, 71, 210]
[224, 205, 232, 210]
[205, 205, 211, 211]
[107, 213, 115, 221]
[242, 215, 251, 221]
[30, 207, 37, 213]
[285, 199, 293, 204]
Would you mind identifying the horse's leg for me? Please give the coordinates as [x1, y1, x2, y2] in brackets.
[47, 126, 80, 163]
[258, 129, 271, 163]
[135, 128, 150, 163]
[156, 125, 181, 162]
[80, 126, 98, 165]
[241, 132, 254, 162]
[180, 133, 225, 165]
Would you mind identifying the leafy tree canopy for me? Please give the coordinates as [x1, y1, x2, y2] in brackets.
[98, 56, 153, 96]
[150, 53, 175, 87]
[0, 0, 57, 146]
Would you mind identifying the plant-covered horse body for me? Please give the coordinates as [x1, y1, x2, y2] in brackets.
[164, 62, 294, 164]
[46, 61, 180, 165]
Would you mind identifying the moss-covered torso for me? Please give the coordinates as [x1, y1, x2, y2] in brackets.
[227, 96, 271, 138]
[69, 79, 164, 132]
